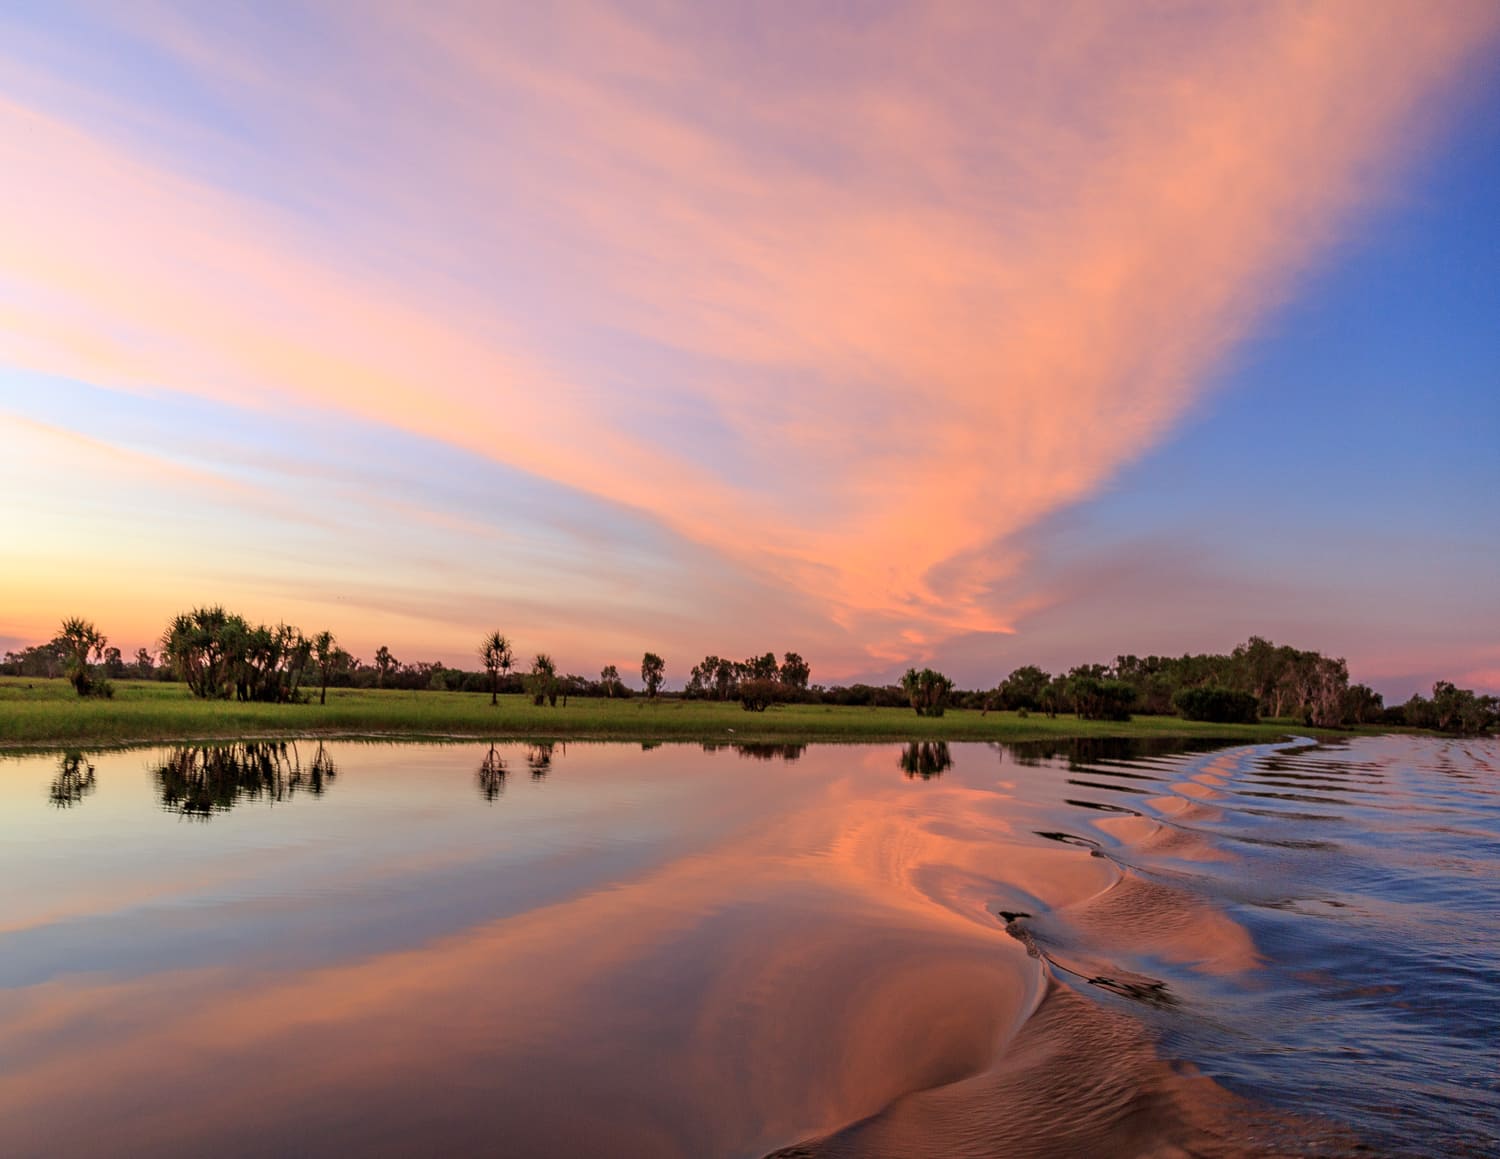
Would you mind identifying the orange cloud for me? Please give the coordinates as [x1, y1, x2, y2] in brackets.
[2, 2, 1496, 666]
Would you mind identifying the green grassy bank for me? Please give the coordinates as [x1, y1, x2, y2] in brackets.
[0, 676, 1356, 751]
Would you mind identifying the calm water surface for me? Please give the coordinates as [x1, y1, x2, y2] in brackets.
[1, 734, 1496, 1156]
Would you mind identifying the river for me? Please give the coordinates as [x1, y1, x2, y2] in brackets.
[1, 734, 1495, 1156]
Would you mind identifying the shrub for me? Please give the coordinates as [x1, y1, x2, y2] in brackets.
[1173, 685, 1259, 724]
[738, 678, 781, 712]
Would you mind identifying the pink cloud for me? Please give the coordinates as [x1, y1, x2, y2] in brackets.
[2, 2, 1497, 668]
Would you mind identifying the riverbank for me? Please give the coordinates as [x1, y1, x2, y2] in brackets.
[0, 676, 1374, 750]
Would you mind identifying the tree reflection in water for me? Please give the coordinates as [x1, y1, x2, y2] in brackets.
[49, 752, 97, 808]
[476, 743, 508, 801]
[899, 741, 953, 780]
[995, 736, 1223, 771]
[735, 742, 807, 763]
[698, 741, 807, 762]
[526, 741, 560, 779]
[152, 741, 338, 818]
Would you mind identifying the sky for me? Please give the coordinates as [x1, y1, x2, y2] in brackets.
[2, 1, 1497, 698]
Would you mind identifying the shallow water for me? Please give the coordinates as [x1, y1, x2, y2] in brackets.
[0, 734, 1495, 1156]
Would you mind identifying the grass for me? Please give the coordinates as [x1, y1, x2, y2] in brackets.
[0, 676, 1360, 751]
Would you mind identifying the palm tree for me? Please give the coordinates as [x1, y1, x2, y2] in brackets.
[527, 653, 558, 706]
[311, 630, 341, 705]
[57, 616, 106, 697]
[901, 667, 954, 717]
[479, 631, 513, 707]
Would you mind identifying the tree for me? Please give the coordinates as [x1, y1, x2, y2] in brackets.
[738, 678, 780, 712]
[710, 657, 735, 699]
[478, 632, 513, 707]
[311, 630, 346, 706]
[163, 606, 243, 699]
[687, 655, 724, 699]
[740, 652, 779, 682]
[997, 665, 1050, 711]
[600, 664, 620, 698]
[641, 652, 665, 698]
[134, 647, 155, 678]
[1174, 685, 1258, 724]
[1067, 666, 1135, 721]
[1342, 683, 1383, 726]
[58, 616, 109, 698]
[374, 645, 398, 689]
[527, 653, 558, 706]
[901, 668, 954, 717]
[780, 652, 811, 691]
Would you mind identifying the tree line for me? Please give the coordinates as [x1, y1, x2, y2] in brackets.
[5, 615, 1496, 735]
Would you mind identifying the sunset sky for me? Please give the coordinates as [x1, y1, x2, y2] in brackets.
[3, 1, 1497, 696]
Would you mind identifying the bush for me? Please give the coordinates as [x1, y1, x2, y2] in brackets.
[1069, 676, 1136, 721]
[1173, 685, 1259, 724]
[738, 678, 781, 712]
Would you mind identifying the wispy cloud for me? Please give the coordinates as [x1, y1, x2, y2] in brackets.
[2, 2, 1496, 669]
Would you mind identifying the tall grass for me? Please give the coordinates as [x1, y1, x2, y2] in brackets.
[0, 676, 1319, 750]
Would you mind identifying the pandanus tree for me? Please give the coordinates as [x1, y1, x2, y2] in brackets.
[57, 616, 108, 697]
[901, 667, 954, 717]
[527, 653, 558, 706]
[479, 631, 513, 706]
[162, 606, 241, 699]
[311, 630, 347, 705]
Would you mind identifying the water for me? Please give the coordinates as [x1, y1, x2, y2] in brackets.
[0, 734, 1495, 1156]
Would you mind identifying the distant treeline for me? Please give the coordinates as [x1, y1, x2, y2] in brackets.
[4, 612, 1496, 735]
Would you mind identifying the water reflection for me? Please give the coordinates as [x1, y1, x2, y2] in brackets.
[476, 743, 508, 801]
[152, 741, 339, 817]
[526, 741, 559, 778]
[998, 736, 1225, 770]
[899, 741, 952, 779]
[48, 752, 96, 808]
[701, 741, 808, 763]
[6, 735, 1495, 1158]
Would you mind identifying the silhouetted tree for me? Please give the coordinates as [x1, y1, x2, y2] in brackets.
[779, 652, 811, 692]
[740, 652, 780, 682]
[58, 616, 109, 698]
[901, 668, 953, 717]
[527, 653, 559, 706]
[600, 664, 621, 698]
[311, 630, 345, 705]
[479, 631, 513, 707]
[374, 645, 399, 688]
[163, 606, 238, 698]
[641, 652, 665, 698]
[1173, 685, 1258, 724]
[738, 678, 780, 712]
[1067, 666, 1136, 721]
[997, 665, 1050, 711]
